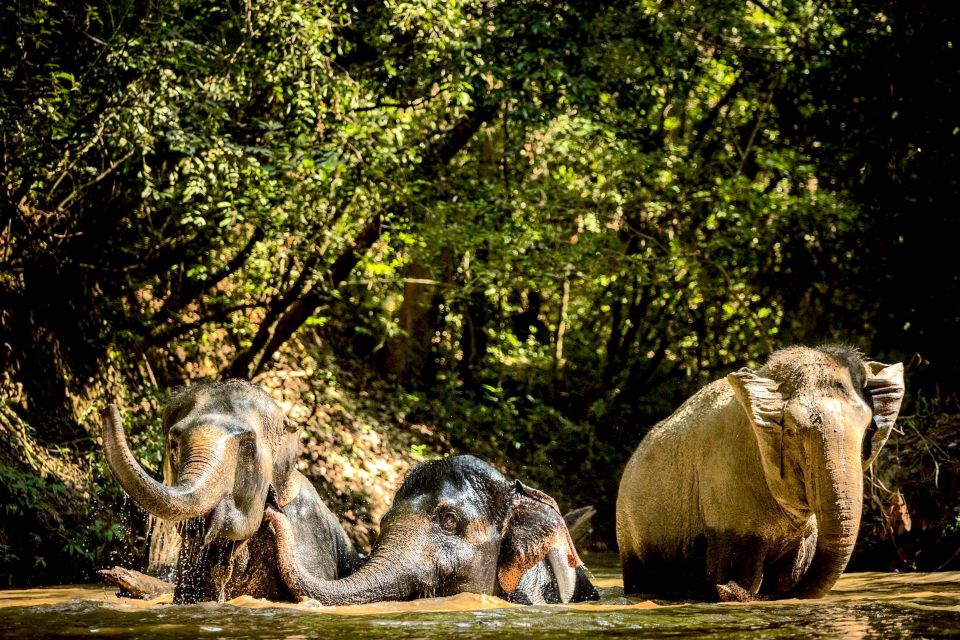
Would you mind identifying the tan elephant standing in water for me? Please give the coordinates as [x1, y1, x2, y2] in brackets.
[616, 345, 905, 600]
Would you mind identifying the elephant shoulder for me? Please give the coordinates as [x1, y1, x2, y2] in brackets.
[665, 378, 737, 437]
[281, 472, 361, 578]
[627, 379, 734, 465]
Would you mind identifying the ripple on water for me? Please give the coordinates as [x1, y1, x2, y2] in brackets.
[0, 566, 959, 639]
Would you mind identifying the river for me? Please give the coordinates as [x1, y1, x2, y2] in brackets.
[1, 554, 957, 638]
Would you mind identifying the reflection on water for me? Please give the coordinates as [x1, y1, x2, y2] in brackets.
[1, 555, 958, 639]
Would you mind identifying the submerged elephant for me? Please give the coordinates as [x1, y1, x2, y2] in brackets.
[266, 455, 600, 604]
[100, 380, 360, 603]
[616, 345, 905, 600]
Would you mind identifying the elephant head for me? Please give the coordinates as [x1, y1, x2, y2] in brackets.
[726, 345, 904, 598]
[267, 455, 598, 605]
[100, 381, 299, 545]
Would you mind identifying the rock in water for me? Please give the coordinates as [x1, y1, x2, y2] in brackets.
[99, 566, 174, 599]
[562, 506, 596, 551]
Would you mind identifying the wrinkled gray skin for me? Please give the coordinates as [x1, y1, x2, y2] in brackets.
[100, 381, 359, 603]
[617, 345, 905, 600]
[267, 455, 600, 605]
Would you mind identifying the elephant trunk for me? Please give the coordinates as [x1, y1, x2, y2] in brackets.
[268, 509, 417, 605]
[782, 427, 863, 599]
[100, 405, 229, 522]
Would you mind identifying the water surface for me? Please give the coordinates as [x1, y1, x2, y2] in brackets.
[1, 555, 958, 638]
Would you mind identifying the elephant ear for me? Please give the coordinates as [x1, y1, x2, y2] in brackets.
[862, 361, 905, 469]
[727, 368, 791, 488]
[497, 481, 583, 603]
[727, 367, 787, 430]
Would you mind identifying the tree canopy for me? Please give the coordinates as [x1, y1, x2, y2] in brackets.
[1, 0, 957, 583]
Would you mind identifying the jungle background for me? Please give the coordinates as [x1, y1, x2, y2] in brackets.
[1, 0, 958, 586]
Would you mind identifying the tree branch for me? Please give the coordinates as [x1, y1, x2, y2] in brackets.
[249, 214, 382, 377]
[226, 103, 496, 379]
[149, 226, 265, 334]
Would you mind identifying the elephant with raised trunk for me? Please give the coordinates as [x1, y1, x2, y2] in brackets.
[617, 345, 905, 600]
[266, 455, 600, 605]
[100, 380, 359, 603]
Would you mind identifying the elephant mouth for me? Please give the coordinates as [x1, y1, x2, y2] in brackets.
[179, 486, 281, 550]
[199, 484, 283, 547]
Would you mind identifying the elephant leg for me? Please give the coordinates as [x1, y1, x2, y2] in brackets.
[705, 529, 766, 596]
[760, 528, 817, 596]
[623, 549, 698, 598]
[621, 553, 643, 595]
[624, 537, 711, 599]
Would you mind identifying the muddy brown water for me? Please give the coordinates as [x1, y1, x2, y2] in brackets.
[1, 554, 958, 639]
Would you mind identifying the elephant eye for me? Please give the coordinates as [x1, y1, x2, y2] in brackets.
[437, 510, 460, 535]
[240, 438, 257, 457]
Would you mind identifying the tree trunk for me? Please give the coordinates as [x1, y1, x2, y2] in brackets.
[382, 261, 445, 385]
[552, 264, 573, 384]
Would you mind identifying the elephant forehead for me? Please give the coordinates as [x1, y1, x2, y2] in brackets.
[393, 482, 488, 521]
[165, 381, 284, 429]
[436, 483, 488, 516]
[762, 346, 868, 396]
[172, 413, 252, 437]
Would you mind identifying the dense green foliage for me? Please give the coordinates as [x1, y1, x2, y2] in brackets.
[1, 0, 957, 584]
